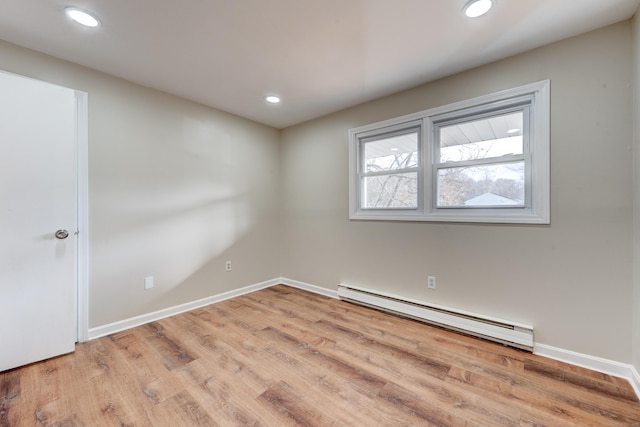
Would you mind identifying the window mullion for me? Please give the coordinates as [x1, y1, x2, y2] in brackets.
[360, 166, 419, 178]
[435, 154, 526, 170]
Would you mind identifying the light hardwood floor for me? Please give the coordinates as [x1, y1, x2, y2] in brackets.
[1, 285, 639, 426]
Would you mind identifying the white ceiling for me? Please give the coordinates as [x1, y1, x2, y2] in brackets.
[0, 0, 638, 129]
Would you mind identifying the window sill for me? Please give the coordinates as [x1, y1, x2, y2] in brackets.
[350, 208, 549, 224]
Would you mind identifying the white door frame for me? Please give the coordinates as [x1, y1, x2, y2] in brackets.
[75, 90, 89, 343]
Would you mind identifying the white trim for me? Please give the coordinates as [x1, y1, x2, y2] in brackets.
[278, 277, 339, 299]
[535, 343, 640, 398]
[425, 80, 550, 223]
[88, 278, 280, 340]
[631, 366, 640, 399]
[75, 90, 89, 343]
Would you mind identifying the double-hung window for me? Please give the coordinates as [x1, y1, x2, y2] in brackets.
[356, 121, 422, 212]
[349, 80, 550, 224]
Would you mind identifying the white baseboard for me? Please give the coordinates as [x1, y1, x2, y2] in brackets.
[535, 343, 640, 399]
[87, 278, 280, 340]
[632, 366, 640, 399]
[278, 277, 339, 299]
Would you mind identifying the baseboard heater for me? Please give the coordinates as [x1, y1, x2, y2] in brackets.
[337, 284, 534, 351]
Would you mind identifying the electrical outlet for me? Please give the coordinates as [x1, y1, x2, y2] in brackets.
[427, 276, 436, 289]
[144, 276, 154, 290]
[225, 261, 232, 272]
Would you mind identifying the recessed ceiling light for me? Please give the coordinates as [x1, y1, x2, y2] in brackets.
[507, 128, 520, 134]
[463, 0, 493, 18]
[265, 95, 281, 104]
[65, 7, 100, 27]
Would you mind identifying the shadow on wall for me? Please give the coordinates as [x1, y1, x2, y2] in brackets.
[90, 188, 260, 325]
[89, 115, 278, 328]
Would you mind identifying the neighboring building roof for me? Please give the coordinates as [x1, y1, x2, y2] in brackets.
[464, 192, 521, 206]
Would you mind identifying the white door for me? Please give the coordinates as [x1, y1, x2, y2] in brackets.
[0, 71, 78, 371]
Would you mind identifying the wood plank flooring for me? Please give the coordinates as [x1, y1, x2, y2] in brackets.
[1, 285, 639, 426]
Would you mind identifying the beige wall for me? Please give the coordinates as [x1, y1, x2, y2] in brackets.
[633, 12, 640, 373]
[281, 22, 634, 362]
[0, 40, 281, 328]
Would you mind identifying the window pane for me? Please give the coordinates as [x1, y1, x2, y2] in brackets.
[439, 111, 523, 162]
[364, 131, 418, 172]
[363, 172, 417, 208]
[437, 162, 524, 207]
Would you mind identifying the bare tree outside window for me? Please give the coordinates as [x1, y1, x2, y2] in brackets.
[437, 111, 525, 207]
[362, 130, 419, 208]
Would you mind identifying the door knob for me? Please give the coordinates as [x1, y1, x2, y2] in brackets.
[55, 229, 69, 240]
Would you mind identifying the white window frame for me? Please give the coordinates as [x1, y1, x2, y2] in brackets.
[349, 80, 550, 224]
[352, 120, 423, 217]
